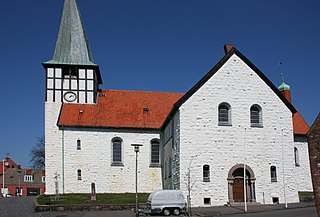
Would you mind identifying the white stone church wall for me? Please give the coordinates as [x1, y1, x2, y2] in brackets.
[45, 102, 63, 194]
[53, 128, 162, 194]
[293, 138, 313, 192]
[173, 54, 309, 206]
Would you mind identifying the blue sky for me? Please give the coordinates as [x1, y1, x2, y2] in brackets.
[0, 0, 319, 167]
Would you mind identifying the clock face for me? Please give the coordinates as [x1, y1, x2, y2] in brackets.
[64, 92, 77, 102]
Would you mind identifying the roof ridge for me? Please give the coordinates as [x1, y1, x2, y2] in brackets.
[103, 89, 184, 95]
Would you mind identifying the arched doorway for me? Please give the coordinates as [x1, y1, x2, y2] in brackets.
[227, 164, 256, 203]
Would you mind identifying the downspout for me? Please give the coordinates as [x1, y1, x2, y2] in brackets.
[61, 126, 65, 194]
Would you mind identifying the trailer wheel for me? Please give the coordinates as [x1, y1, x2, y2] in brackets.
[173, 208, 180, 216]
[163, 209, 170, 216]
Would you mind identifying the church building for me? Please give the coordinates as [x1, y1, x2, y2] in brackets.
[43, 0, 312, 207]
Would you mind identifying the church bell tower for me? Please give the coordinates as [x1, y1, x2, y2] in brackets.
[43, 0, 102, 104]
[43, 0, 103, 195]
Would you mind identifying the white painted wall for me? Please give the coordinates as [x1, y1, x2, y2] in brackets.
[60, 128, 162, 193]
[163, 53, 312, 207]
[293, 136, 313, 192]
[45, 101, 63, 194]
[45, 115, 163, 194]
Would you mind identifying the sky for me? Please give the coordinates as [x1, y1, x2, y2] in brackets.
[0, 0, 319, 168]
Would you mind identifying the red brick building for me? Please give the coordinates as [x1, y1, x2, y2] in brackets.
[0, 157, 45, 197]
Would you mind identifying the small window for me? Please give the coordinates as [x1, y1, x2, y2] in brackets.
[272, 197, 279, 204]
[204, 198, 211, 205]
[24, 175, 34, 182]
[63, 68, 78, 79]
[294, 147, 300, 166]
[203, 165, 210, 182]
[112, 138, 123, 166]
[150, 140, 160, 166]
[250, 105, 263, 127]
[218, 103, 231, 125]
[270, 166, 277, 182]
[77, 139, 81, 150]
[42, 176, 46, 183]
[77, 169, 82, 180]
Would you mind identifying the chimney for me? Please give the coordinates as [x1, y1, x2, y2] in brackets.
[224, 44, 234, 54]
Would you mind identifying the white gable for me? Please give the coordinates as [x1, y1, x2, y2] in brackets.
[161, 51, 312, 207]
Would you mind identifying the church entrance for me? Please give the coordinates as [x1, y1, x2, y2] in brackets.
[233, 178, 244, 202]
[227, 164, 256, 203]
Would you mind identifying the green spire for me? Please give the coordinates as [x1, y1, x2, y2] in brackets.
[278, 73, 290, 91]
[45, 0, 96, 66]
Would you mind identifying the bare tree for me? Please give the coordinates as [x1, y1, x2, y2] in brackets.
[30, 136, 45, 169]
[184, 155, 197, 217]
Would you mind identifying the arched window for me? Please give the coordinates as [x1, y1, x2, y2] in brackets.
[150, 139, 160, 166]
[218, 103, 231, 125]
[112, 138, 123, 166]
[270, 166, 277, 182]
[77, 169, 82, 180]
[250, 104, 262, 127]
[294, 147, 300, 166]
[203, 165, 210, 182]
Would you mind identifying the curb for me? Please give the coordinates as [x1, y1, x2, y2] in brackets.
[191, 203, 316, 216]
[34, 197, 147, 212]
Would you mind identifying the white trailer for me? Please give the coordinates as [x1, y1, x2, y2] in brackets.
[146, 190, 186, 216]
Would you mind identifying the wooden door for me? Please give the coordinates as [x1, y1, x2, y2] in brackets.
[233, 178, 244, 202]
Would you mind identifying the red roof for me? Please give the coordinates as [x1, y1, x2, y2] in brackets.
[0, 158, 19, 175]
[58, 90, 184, 129]
[25, 169, 32, 175]
[58, 89, 308, 135]
[293, 111, 310, 135]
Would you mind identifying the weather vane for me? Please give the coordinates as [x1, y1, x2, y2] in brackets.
[279, 61, 285, 83]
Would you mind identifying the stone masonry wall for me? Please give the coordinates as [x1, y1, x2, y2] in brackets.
[174, 54, 309, 207]
[293, 136, 313, 193]
[45, 102, 63, 194]
[61, 128, 162, 193]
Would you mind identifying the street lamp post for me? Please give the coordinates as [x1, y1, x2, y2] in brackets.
[17, 166, 22, 197]
[131, 144, 143, 217]
[2, 159, 4, 197]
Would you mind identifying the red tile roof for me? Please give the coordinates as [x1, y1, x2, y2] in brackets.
[293, 111, 310, 135]
[0, 158, 19, 175]
[25, 169, 32, 175]
[58, 89, 308, 135]
[58, 90, 184, 129]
